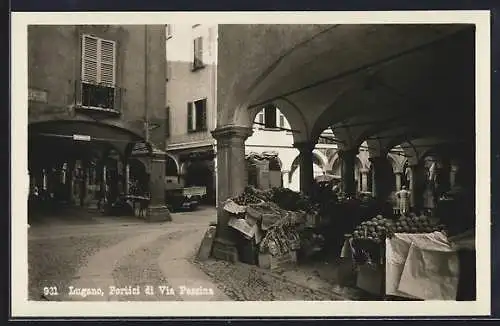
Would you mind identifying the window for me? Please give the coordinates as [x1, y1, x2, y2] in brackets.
[264, 105, 277, 128]
[279, 114, 285, 128]
[166, 25, 173, 39]
[165, 106, 171, 137]
[80, 34, 117, 110]
[187, 98, 207, 132]
[193, 37, 204, 70]
[258, 113, 264, 125]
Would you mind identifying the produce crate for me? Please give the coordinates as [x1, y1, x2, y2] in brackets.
[237, 237, 259, 265]
[258, 251, 298, 270]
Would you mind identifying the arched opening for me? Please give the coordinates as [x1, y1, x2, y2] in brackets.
[164, 155, 179, 186]
[288, 152, 325, 192]
[246, 103, 295, 190]
[27, 120, 144, 218]
[128, 158, 148, 196]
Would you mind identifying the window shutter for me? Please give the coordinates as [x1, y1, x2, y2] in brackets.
[187, 102, 193, 131]
[259, 113, 264, 124]
[165, 106, 170, 137]
[279, 114, 285, 128]
[264, 105, 277, 128]
[100, 39, 116, 86]
[193, 37, 204, 67]
[200, 99, 207, 130]
[193, 39, 197, 66]
[82, 35, 98, 84]
[198, 37, 203, 64]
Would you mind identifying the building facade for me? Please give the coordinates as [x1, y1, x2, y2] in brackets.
[164, 24, 218, 203]
[28, 25, 169, 212]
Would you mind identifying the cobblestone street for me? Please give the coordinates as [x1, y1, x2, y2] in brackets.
[28, 206, 351, 302]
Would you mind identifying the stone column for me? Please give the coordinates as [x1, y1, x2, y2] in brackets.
[211, 125, 253, 241]
[145, 151, 172, 222]
[395, 172, 403, 191]
[360, 168, 369, 192]
[124, 163, 130, 195]
[294, 141, 315, 195]
[282, 171, 290, 188]
[409, 164, 418, 210]
[369, 156, 387, 199]
[338, 149, 358, 196]
[69, 161, 76, 204]
[450, 164, 459, 188]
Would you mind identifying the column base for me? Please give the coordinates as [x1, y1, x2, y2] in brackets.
[145, 205, 172, 223]
[210, 236, 239, 263]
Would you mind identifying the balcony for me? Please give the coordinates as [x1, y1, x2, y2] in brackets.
[74, 80, 123, 116]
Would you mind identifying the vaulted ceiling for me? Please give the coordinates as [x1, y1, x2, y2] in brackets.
[217, 24, 475, 158]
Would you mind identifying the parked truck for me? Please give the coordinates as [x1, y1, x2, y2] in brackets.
[165, 184, 207, 211]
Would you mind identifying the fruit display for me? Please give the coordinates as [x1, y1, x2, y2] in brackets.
[352, 214, 448, 244]
[391, 215, 446, 235]
[352, 215, 395, 244]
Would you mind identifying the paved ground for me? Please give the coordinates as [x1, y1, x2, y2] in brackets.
[28, 205, 352, 302]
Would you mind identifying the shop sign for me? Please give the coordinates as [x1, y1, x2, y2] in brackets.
[28, 88, 48, 103]
[73, 134, 91, 142]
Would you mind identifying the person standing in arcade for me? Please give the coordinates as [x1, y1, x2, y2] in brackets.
[396, 185, 411, 216]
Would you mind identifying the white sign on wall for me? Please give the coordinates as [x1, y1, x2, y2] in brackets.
[28, 88, 48, 103]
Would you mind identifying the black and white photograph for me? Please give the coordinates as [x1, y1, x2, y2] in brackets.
[11, 11, 490, 317]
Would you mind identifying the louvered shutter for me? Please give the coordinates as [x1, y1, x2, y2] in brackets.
[198, 37, 203, 64]
[165, 106, 170, 137]
[100, 39, 116, 86]
[82, 35, 98, 83]
[187, 102, 193, 131]
[195, 99, 207, 131]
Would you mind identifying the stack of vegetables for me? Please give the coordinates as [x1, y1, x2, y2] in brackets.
[232, 186, 266, 206]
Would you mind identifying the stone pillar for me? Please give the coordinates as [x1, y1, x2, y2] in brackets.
[211, 125, 253, 236]
[450, 164, 459, 188]
[338, 149, 358, 196]
[69, 161, 76, 204]
[145, 152, 172, 222]
[360, 168, 369, 192]
[102, 164, 107, 202]
[409, 164, 418, 210]
[294, 141, 315, 195]
[369, 156, 387, 199]
[124, 163, 130, 195]
[282, 171, 290, 188]
[395, 172, 403, 191]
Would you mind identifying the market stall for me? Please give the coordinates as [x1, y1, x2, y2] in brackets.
[340, 213, 476, 300]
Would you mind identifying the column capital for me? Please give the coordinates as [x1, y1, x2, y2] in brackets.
[293, 141, 315, 152]
[211, 125, 253, 142]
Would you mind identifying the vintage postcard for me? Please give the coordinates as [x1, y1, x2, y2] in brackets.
[10, 10, 491, 317]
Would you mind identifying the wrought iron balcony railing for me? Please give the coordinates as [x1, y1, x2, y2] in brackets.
[74, 80, 123, 115]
